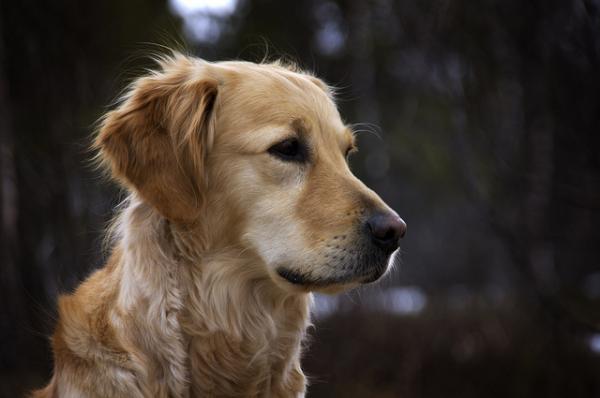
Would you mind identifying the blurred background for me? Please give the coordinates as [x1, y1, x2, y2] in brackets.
[1, 0, 600, 396]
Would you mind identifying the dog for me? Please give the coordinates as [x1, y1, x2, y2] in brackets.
[33, 53, 406, 397]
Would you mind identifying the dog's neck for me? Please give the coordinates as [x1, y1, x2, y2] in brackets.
[113, 196, 311, 396]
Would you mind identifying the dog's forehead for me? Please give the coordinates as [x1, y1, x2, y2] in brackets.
[213, 61, 349, 149]
[216, 62, 334, 111]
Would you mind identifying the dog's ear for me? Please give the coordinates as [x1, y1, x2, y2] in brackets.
[95, 58, 218, 223]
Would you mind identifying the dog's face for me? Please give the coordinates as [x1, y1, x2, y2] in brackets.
[97, 55, 405, 294]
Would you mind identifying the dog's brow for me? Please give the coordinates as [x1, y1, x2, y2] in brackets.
[290, 118, 309, 136]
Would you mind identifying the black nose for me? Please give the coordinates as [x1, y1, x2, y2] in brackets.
[366, 212, 407, 253]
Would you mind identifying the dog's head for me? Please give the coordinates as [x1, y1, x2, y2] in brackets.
[97, 54, 406, 294]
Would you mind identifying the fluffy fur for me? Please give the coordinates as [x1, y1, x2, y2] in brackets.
[33, 53, 403, 397]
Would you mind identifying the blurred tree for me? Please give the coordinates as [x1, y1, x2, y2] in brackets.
[0, 0, 181, 392]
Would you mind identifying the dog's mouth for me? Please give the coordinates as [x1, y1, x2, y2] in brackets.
[276, 268, 357, 287]
[275, 250, 396, 289]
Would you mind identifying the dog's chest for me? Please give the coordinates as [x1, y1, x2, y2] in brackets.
[180, 295, 309, 397]
[186, 331, 299, 396]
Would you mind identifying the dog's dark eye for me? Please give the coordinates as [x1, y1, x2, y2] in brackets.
[268, 138, 307, 162]
[345, 146, 357, 161]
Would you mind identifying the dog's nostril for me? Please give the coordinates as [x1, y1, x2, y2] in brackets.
[366, 212, 407, 252]
[382, 228, 396, 241]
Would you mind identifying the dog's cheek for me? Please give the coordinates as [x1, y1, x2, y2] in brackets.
[241, 193, 307, 270]
[223, 155, 314, 276]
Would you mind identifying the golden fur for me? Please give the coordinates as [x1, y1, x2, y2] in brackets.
[33, 53, 403, 397]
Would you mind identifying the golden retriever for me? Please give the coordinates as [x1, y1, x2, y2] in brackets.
[33, 53, 406, 398]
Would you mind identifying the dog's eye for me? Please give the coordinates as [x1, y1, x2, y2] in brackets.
[345, 146, 357, 161]
[268, 138, 307, 162]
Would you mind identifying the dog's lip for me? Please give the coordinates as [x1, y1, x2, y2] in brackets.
[275, 263, 389, 287]
[276, 267, 342, 286]
[276, 267, 355, 287]
[276, 268, 308, 285]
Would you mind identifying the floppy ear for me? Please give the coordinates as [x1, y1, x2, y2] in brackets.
[95, 59, 218, 223]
